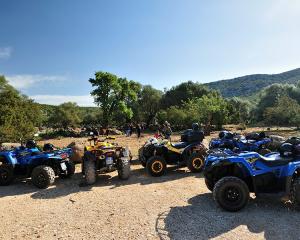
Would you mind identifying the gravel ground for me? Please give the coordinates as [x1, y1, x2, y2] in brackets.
[1, 134, 299, 240]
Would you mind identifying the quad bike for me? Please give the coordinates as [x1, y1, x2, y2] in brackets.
[0, 140, 74, 189]
[82, 136, 131, 185]
[204, 143, 300, 212]
[209, 131, 272, 155]
[138, 136, 169, 167]
[139, 123, 207, 177]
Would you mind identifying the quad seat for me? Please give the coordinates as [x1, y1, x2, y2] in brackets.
[171, 142, 189, 149]
[259, 154, 294, 167]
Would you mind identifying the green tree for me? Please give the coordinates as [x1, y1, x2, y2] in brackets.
[160, 81, 210, 108]
[48, 102, 81, 129]
[0, 76, 42, 142]
[89, 72, 141, 126]
[227, 97, 252, 124]
[136, 85, 163, 126]
[254, 83, 300, 122]
[185, 93, 228, 129]
[264, 96, 300, 127]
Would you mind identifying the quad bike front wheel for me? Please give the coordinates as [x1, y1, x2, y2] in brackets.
[31, 165, 55, 189]
[0, 165, 14, 186]
[205, 178, 214, 192]
[186, 153, 205, 173]
[59, 161, 75, 179]
[213, 176, 249, 212]
[118, 159, 131, 180]
[84, 152, 96, 185]
[146, 156, 167, 177]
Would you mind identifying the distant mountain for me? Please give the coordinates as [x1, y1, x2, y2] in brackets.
[205, 68, 300, 98]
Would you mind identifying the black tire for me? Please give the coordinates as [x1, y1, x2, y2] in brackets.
[0, 165, 14, 186]
[81, 158, 85, 175]
[118, 159, 131, 180]
[59, 161, 75, 179]
[205, 178, 214, 192]
[213, 176, 249, 212]
[31, 165, 55, 189]
[290, 177, 300, 205]
[146, 156, 167, 177]
[84, 153, 96, 185]
[186, 153, 205, 173]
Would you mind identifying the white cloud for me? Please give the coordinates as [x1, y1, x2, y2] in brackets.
[265, 0, 300, 23]
[0, 47, 12, 59]
[6, 74, 66, 89]
[30, 95, 95, 107]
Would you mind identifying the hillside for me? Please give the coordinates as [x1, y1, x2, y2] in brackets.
[205, 68, 300, 98]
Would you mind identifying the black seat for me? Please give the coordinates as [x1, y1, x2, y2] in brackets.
[259, 155, 294, 167]
[171, 142, 189, 149]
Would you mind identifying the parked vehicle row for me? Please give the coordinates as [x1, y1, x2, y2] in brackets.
[2, 128, 300, 213]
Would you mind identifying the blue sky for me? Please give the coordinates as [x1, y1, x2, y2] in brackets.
[1, 0, 300, 106]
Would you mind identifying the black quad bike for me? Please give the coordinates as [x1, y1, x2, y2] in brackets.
[139, 124, 207, 177]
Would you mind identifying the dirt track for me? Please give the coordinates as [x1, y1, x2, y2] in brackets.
[1, 134, 300, 240]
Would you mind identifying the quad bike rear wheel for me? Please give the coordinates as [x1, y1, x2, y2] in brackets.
[213, 176, 249, 212]
[84, 152, 96, 185]
[290, 177, 300, 206]
[118, 159, 131, 180]
[59, 161, 75, 179]
[186, 153, 205, 173]
[31, 165, 55, 189]
[146, 156, 167, 177]
[0, 165, 14, 186]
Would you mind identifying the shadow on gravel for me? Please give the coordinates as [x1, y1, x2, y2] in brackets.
[94, 164, 203, 190]
[0, 173, 90, 199]
[156, 193, 300, 240]
[0, 162, 202, 199]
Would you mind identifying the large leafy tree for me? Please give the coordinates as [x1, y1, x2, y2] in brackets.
[160, 81, 210, 109]
[264, 96, 300, 127]
[0, 76, 42, 142]
[89, 72, 141, 127]
[254, 83, 300, 122]
[227, 97, 252, 124]
[135, 85, 163, 126]
[48, 102, 82, 129]
[185, 92, 229, 129]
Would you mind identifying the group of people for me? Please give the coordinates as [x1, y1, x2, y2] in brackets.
[123, 121, 173, 139]
[124, 123, 145, 138]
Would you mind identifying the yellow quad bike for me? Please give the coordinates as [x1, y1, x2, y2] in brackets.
[82, 136, 131, 185]
[84, 136, 116, 152]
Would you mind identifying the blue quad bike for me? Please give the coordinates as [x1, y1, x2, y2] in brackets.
[203, 143, 300, 211]
[0, 143, 75, 189]
[209, 131, 272, 155]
